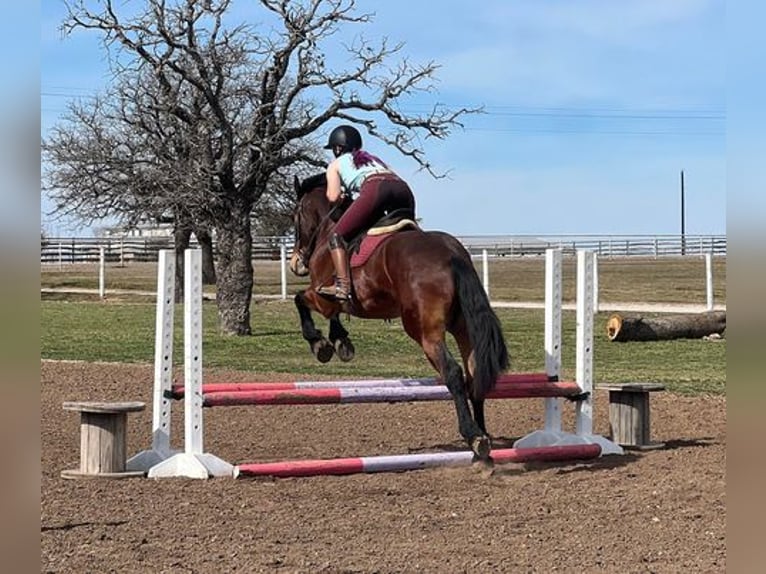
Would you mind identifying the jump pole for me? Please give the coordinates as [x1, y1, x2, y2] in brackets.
[236, 444, 602, 478]
[200, 380, 585, 407]
[169, 372, 555, 397]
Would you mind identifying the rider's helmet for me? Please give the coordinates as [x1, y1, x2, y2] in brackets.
[324, 125, 363, 157]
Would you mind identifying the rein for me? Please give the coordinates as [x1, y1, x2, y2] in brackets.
[296, 196, 345, 270]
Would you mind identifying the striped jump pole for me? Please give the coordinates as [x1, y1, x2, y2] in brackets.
[235, 444, 602, 478]
[201, 380, 584, 407]
[170, 372, 554, 398]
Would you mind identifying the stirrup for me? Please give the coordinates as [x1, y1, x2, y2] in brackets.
[317, 278, 350, 301]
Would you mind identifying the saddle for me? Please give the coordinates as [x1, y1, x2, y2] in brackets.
[348, 208, 419, 268]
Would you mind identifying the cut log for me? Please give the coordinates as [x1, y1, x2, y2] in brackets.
[606, 311, 726, 342]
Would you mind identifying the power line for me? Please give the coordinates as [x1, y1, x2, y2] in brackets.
[468, 110, 723, 120]
[398, 102, 724, 119]
[41, 85, 724, 137]
[463, 126, 722, 136]
[42, 85, 724, 118]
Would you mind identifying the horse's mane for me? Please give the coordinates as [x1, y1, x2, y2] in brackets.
[297, 173, 327, 199]
[296, 171, 350, 223]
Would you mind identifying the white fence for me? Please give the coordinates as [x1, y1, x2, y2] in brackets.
[457, 234, 726, 258]
[40, 233, 726, 265]
[42, 238, 725, 312]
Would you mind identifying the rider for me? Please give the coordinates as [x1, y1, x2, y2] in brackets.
[317, 125, 416, 301]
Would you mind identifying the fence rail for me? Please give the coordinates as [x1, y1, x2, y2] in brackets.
[40, 234, 726, 265]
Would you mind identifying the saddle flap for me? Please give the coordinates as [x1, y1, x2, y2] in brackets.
[349, 221, 419, 269]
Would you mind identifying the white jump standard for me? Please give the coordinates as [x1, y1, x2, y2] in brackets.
[128, 250, 233, 478]
[128, 248, 622, 479]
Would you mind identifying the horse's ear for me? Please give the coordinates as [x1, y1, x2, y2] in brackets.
[293, 175, 301, 198]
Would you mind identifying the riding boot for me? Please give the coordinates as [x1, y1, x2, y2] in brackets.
[317, 245, 351, 301]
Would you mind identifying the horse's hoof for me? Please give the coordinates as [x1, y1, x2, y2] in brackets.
[313, 340, 335, 363]
[335, 338, 355, 362]
[471, 435, 492, 462]
[472, 456, 496, 477]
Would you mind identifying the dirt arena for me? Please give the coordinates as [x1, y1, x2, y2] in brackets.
[41, 360, 725, 573]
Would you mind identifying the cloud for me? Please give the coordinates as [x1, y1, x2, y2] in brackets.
[511, 0, 715, 44]
[431, 0, 723, 108]
[439, 42, 611, 106]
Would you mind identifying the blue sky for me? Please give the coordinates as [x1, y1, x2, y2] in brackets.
[41, 0, 726, 237]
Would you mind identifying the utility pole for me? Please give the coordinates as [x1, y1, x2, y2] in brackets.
[680, 170, 686, 256]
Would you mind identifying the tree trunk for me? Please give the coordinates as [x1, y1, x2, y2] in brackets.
[215, 203, 254, 335]
[194, 226, 217, 285]
[174, 218, 215, 299]
[606, 311, 726, 342]
[173, 226, 193, 303]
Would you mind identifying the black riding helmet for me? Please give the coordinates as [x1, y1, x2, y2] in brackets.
[324, 125, 363, 156]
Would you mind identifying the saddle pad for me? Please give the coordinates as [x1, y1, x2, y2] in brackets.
[350, 220, 419, 268]
[350, 233, 394, 268]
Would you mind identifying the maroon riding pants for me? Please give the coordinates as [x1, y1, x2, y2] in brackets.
[333, 174, 416, 241]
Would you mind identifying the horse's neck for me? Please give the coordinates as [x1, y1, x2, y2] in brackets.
[308, 190, 343, 253]
[316, 219, 335, 249]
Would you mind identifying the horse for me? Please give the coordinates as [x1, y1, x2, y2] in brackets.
[288, 173, 510, 462]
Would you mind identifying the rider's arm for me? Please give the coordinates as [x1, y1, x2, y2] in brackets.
[326, 160, 344, 204]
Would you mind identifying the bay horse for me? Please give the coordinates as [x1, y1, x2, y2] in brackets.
[289, 173, 509, 462]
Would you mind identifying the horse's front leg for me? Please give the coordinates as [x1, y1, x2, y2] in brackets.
[328, 314, 355, 362]
[294, 291, 335, 363]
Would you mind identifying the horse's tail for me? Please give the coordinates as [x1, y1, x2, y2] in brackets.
[450, 256, 510, 400]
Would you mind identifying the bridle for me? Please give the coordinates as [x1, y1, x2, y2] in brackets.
[294, 191, 346, 270]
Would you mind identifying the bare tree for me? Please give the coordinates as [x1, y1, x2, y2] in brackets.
[43, 70, 221, 294]
[53, 0, 478, 335]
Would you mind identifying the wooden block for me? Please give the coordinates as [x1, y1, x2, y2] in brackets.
[596, 383, 665, 450]
[62, 401, 146, 479]
[597, 383, 665, 393]
[63, 401, 147, 414]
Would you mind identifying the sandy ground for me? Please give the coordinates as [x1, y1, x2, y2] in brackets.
[41, 360, 725, 573]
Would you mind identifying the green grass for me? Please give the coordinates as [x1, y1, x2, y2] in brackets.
[41, 299, 725, 395]
[41, 257, 726, 395]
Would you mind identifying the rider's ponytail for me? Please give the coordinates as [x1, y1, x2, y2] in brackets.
[351, 149, 388, 169]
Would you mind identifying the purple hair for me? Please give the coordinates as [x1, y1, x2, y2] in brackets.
[352, 149, 388, 169]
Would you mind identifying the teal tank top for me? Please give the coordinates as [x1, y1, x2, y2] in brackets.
[336, 152, 391, 195]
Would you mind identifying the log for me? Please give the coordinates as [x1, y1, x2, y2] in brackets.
[606, 311, 726, 342]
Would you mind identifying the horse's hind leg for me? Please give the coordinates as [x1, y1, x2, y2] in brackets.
[472, 399, 487, 435]
[433, 342, 491, 461]
[328, 314, 355, 362]
[451, 321, 488, 434]
[294, 291, 335, 363]
[406, 316, 491, 461]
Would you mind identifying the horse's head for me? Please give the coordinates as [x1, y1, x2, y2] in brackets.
[289, 172, 338, 276]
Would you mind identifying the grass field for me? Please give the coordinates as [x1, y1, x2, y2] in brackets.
[41, 254, 726, 304]
[41, 255, 726, 396]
